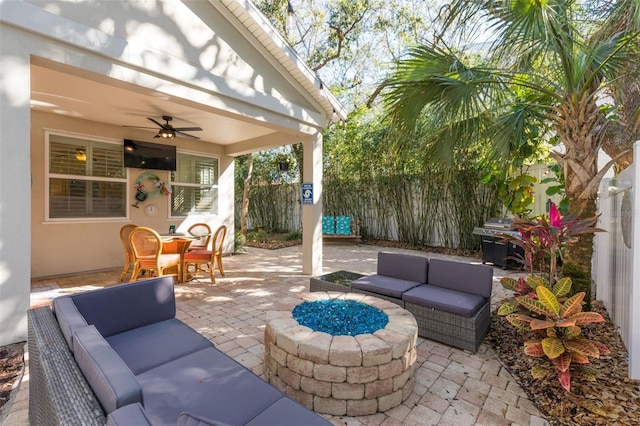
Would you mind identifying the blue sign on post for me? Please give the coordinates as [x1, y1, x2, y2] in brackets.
[301, 183, 313, 205]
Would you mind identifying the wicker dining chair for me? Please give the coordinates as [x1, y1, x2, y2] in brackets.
[128, 226, 181, 282]
[183, 225, 227, 283]
[186, 222, 212, 251]
[118, 224, 137, 282]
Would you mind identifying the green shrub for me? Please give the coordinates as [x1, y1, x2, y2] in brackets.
[284, 230, 302, 241]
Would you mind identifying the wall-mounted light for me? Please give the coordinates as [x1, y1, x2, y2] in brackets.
[75, 148, 87, 161]
[124, 139, 136, 152]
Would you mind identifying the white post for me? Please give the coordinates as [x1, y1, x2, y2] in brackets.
[302, 132, 323, 276]
[595, 178, 613, 312]
[629, 141, 640, 380]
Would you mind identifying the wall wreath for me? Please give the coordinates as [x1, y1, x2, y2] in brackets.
[134, 172, 171, 199]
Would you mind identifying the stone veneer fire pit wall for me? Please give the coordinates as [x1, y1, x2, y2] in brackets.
[264, 292, 418, 416]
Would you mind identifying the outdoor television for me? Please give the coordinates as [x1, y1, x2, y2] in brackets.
[123, 139, 177, 171]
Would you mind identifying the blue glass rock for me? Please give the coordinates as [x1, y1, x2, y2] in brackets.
[293, 299, 388, 336]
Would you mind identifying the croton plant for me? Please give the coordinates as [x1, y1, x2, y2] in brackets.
[497, 203, 607, 392]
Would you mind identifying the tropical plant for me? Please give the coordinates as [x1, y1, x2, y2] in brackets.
[497, 203, 607, 392]
[384, 0, 640, 296]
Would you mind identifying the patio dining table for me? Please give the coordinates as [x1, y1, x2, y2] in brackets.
[158, 233, 193, 283]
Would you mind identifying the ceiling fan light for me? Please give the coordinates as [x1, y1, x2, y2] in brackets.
[158, 128, 175, 139]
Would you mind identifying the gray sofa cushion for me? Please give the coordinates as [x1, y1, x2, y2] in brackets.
[53, 296, 88, 351]
[377, 252, 429, 283]
[351, 275, 421, 299]
[245, 397, 331, 425]
[107, 403, 152, 426]
[106, 318, 213, 375]
[70, 276, 176, 338]
[402, 284, 487, 317]
[428, 258, 493, 298]
[72, 325, 143, 414]
[177, 412, 234, 426]
[136, 347, 283, 425]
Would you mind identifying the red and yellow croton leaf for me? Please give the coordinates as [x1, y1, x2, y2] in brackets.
[570, 352, 591, 364]
[552, 277, 572, 298]
[531, 364, 550, 379]
[530, 319, 556, 330]
[563, 338, 600, 359]
[591, 340, 611, 356]
[555, 318, 577, 328]
[552, 352, 572, 372]
[574, 365, 598, 382]
[560, 292, 585, 318]
[523, 340, 545, 357]
[516, 296, 557, 317]
[506, 314, 534, 330]
[500, 277, 519, 292]
[497, 301, 517, 316]
[563, 326, 582, 338]
[542, 337, 565, 359]
[556, 368, 572, 392]
[536, 286, 560, 316]
[527, 275, 547, 290]
[570, 312, 605, 325]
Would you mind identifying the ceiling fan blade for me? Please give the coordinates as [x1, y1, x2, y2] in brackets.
[147, 117, 165, 128]
[175, 130, 200, 140]
[173, 127, 203, 132]
[123, 125, 157, 129]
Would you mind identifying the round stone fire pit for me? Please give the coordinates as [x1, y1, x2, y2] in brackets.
[264, 292, 418, 416]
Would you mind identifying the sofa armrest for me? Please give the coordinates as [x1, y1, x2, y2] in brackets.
[69, 276, 176, 337]
[107, 403, 152, 426]
[73, 325, 143, 414]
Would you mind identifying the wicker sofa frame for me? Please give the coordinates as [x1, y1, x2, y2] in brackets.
[28, 306, 106, 425]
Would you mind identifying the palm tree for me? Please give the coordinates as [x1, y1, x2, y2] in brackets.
[384, 0, 639, 299]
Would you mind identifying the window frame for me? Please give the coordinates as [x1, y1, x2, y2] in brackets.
[169, 150, 220, 218]
[45, 130, 128, 223]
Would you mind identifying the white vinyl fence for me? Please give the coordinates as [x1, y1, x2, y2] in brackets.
[594, 140, 640, 380]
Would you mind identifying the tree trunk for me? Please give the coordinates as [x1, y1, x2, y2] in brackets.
[240, 153, 254, 236]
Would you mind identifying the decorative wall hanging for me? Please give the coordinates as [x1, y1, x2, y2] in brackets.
[132, 172, 171, 208]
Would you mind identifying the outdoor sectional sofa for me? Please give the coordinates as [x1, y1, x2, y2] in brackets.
[349, 252, 493, 352]
[27, 276, 331, 426]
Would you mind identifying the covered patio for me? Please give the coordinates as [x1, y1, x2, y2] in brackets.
[4, 245, 547, 426]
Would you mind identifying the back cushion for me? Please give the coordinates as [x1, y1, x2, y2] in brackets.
[377, 252, 429, 283]
[53, 296, 88, 351]
[428, 258, 493, 298]
[70, 276, 176, 337]
[73, 325, 143, 414]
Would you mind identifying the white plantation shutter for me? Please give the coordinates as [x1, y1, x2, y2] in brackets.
[48, 134, 126, 219]
[171, 153, 219, 216]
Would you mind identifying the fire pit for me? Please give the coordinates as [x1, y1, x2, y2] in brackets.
[264, 292, 417, 416]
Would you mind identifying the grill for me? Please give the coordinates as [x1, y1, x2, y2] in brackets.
[473, 218, 524, 269]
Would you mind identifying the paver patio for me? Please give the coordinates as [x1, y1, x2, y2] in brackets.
[3, 244, 550, 426]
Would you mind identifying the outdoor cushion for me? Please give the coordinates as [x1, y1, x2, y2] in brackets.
[183, 249, 211, 261]
[107, 403, 152, 426]
[402, 284, 487, 317]
[178, 412, 234, 426]
[72, 325, 143, 414]
[245, 397, 331, 426]
[428, 258, 493, 298]
[70, 276, 176, 337]
[53, 295, 88, 351]
[377, 252, 429, 284]
[106, 318, 213, 375]
[351, 275, 422, 299]
[136, 347, 283, 425]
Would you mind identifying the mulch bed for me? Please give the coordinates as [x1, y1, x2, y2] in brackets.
[485, 301, 640, 425]
[0, 343, 24, 416]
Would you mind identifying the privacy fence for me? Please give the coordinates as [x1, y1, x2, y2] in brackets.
[594, 141, 640, 380]
[236, 171, 501, 250]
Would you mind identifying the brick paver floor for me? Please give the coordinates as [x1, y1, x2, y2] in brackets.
[3, 244, 550, 426]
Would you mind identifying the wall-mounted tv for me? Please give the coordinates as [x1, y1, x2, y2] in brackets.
[123, 139, 177, 171]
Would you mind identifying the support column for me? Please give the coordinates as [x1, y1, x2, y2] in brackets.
[302, 132, 323, 275]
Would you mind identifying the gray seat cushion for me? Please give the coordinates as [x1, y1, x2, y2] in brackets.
[402, 284, 488, 317]
[377, 252, 429, 283]
[245, 397, 331, 425]
[351, 275, 421, 299]
[136, 347, 283, 425]
[72, 325, 143, 414]
[428, 258, 493, 298]
[107, 403, 152, 426]
[106, 318, 213, 375]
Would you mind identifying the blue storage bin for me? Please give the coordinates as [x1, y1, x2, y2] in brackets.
[322, 216, 335, 234]
[335, 216, 351, 235]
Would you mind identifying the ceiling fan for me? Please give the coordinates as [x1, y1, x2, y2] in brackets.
[125, 116, 203, 140]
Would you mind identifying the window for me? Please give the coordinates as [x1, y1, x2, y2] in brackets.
[47, 133, 126, 219]
[171, 153, 219, 216]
